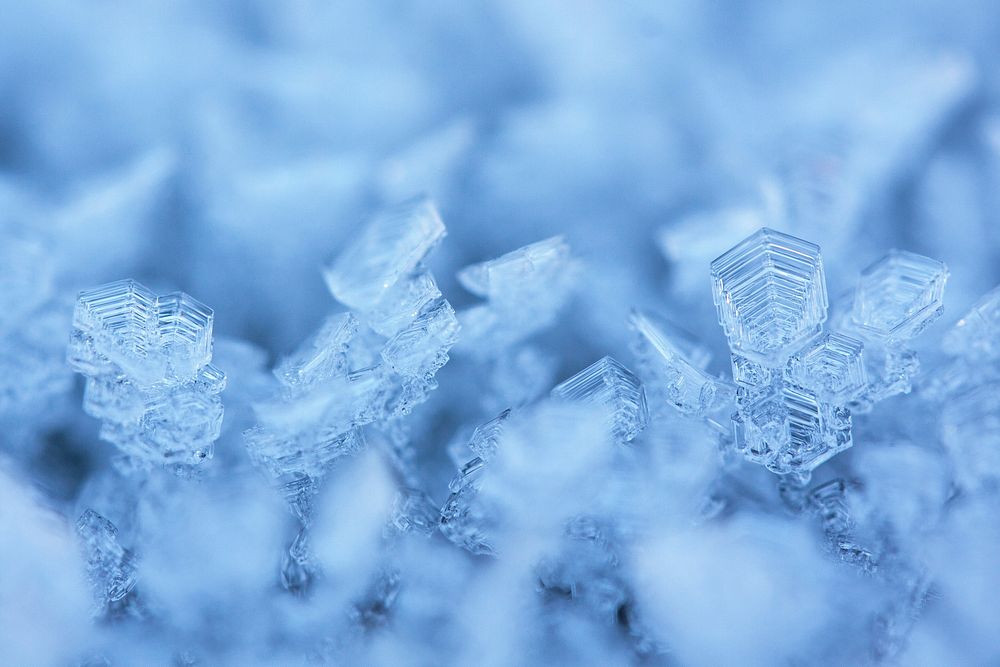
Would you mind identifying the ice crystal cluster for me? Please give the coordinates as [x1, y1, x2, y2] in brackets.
[3, 3, 1000, 667]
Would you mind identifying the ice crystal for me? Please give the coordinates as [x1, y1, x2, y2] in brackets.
[76, 509, 138, 614]
[551, 356, 648, 442]
[710, 227, 828, 365]
[849, 250, 948, 342]
[457, 236, 578, 353]
[67, 280, 225, 467]
[704, 227, 949, 474]
[629, 309, 727, 416]
[322, 197, 446, 312]
[2, 8, 998, 666]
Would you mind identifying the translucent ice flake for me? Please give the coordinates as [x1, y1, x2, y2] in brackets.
[365, 270, 442, 338]
[710, 228, 828, 365]
[68, 280, 225, 467]
[457, 235, 572, 305]
[455, 237, 578, 353]
[380, 298, 459, 381]
[787, 332, 867, 404]
[629, 309, 726, 416]
[468, 408, 511, 462]
[76, 509, 138, 614]
[551, 356, 648, 442]
[274, 312, 359, 390]
[733, 385, 851, 474]
[943, 283, 1000, 359]
[849, 250, 948, 342]
[245, 425, 366, 481]
[70, 279, 159, 383]
[323, 197, 445, 312]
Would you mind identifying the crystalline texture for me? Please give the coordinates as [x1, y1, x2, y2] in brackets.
[733, 385, 852, 474]
[787, 332, 868, 403]
[457, 235, 572, 306]
[943, 283, 1000, 359]
[710, 228, 828, 365]
[68, 280, 225, 466]
[849, 249, 948, 342]
[551, 356, 648, 442]
[76, 509, 138, 613]
[322, 197, 445, 312]
[274, 313, 360, 390]
[380, 299, 460, 380]
[629, 309, 725, 416]
[455, 236, 577, 353]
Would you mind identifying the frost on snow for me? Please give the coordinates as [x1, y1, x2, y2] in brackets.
[1, 4, 1000, 666]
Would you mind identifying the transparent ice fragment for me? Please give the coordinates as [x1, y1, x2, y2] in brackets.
[807, 479, 853, 537]
[943, 283, 1000, 359]
[380, 299, 459, 380]
[732, 385, 851, 474]
[323, 197, 445, 311]
[439, 481, 496, 556]
[730, 353, 777, 390]
[76, 509, 138, 613]
[710, 227, 828, 364]
[155, 291, 215, 380]
[457, 235, 573, 306]
[455, 237, 578, 353]
[365, 270, 442, 337]
[629, 309, 725, 416]
[787, 332, 868, 403]
[849, 250, 948, 342]
[391, 489, 441, 536]
[551, 356, 648, 442]
[467, 408, 511, 462]
[274, 312, 359, 390]
[68, 280, 225, 467]
[70, 279, 160, 384]
[245, 425, 366, 479]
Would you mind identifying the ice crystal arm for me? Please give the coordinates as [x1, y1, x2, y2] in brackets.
[274, 312, 359, 390]
[76, 509, 137, 613]
[551, 356, 648, 442]
[848, 249, 948, 342]
[629, 309, 726, 416]
[245, 425, 366, 479]
[457, 235, 573, 306]
[732, 385, 852, 474]
[468, 409, 511, 462]
[710, 228, 828, 365]
[455, 236, 577, 353]
[67, 280, 225, 467]
[786, 332, 868, 404]
[943, 283, 1000, 359]
[322, 197, 445, 312]
[380, 299, 459, 381]
[364, 270, 442, 338]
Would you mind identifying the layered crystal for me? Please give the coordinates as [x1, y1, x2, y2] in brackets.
[710, 228, 828, 365]
[849, 250, 948, 342]
[551, 356, 648, 442]
[68, 280, 225, 466]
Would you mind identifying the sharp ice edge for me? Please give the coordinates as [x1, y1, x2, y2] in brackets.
[455, 236, 578, 353]
[67, 279, 225, 467]
[700, 228, 947, 474]
[551, 356, 649, 443]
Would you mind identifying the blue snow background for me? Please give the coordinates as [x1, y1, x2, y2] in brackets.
[2, 1, 1000, 665]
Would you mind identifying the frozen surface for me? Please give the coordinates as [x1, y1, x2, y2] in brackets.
[0, 3, 999, 666]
